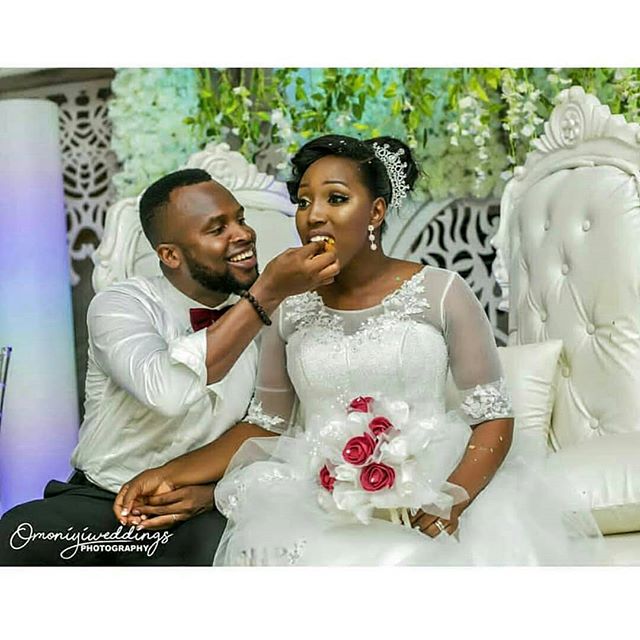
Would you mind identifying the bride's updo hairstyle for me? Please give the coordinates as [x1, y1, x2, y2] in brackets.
[286, 134, 419, 217]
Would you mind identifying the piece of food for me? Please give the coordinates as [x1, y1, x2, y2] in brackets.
[324, 237, 336, 252]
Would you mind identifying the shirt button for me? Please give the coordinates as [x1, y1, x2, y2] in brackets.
[589, 417, 599, 429]
[582, 220, 591, 231]
[586, 323, 595, 334]
[544, 220, 550, 231]
[561, 264, 570, 275]
[540, 311, 548, 322]
[562, 366, 570, 378]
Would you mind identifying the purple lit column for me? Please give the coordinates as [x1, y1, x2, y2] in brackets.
[0, 99, 79, 514]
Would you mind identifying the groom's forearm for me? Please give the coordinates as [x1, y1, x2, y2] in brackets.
[162, 422, 278, 487]
[446, 417, 514, 515]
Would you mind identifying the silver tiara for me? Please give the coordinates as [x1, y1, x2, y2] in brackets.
[372, 142, 410, 211]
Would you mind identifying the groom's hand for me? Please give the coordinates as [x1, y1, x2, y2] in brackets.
[132, 484, 215, 530]
[113, 468, 174, 526]
[259, 241, 340, 299]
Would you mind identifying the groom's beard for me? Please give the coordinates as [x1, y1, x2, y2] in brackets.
[183, 250, 259, 295]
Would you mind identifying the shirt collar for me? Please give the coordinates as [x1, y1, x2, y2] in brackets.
[159, 277, 240, 330]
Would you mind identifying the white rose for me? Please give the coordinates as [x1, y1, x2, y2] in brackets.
[334, 464, 358, 482]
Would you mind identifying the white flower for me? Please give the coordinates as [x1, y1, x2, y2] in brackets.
[521, 124, 535, 137]
[458, 96, 476, 110]
[332, 484, 373, 523]
[378, 437, 409, 464]
[345, 411, 370, 435]
[334, 464, 358, 482]
[379, 399, 410, 426]
[335, 112, 351, 128]
[108, 68, 202, 198]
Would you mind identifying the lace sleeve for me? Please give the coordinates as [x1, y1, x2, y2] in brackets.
[243, 306, 297, 434]
[442, 273, 513, 425]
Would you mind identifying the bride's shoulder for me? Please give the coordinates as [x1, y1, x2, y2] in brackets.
[421, 264, 457, 278]
[392, 260, 456, 280]
[405, 265, 462, 311]
[422, 265, 462, 288]
[398, 262, 458, 287]
[280, 291, 324, 325]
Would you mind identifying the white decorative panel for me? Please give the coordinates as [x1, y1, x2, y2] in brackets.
[2, 80, 119, 286]
[49, 81, 119, 285]
[386, 198, 507, 345]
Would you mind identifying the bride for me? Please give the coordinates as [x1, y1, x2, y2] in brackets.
[116, 134, 605, 565]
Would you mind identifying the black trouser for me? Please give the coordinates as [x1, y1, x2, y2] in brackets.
[0, 471, 227, 566]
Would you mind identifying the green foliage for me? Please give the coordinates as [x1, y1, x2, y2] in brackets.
[113, 67, 640, 201]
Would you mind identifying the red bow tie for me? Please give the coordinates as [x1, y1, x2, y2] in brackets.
[189, 306, 234, 331]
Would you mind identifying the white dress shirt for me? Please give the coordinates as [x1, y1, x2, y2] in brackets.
[71, 275, 258, 493]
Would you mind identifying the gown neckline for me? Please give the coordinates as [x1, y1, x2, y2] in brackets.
[313, 265, 428, 314]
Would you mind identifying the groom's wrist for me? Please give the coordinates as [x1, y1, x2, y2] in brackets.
[249, 277, 283, 316]
[158, 460, 183, 488]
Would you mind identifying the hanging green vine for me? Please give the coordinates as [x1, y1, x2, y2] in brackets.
[109, 67, 640, 200]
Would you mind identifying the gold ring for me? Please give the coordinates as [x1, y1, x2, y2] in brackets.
[171, 514, 177, 522]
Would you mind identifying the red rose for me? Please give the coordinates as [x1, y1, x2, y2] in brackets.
[348, 396, 374, 413]
[342, 433, 376, 466]
[368, 416, 393, 437]
[319, 465, 336, 492]
[360, 463, 396, 492]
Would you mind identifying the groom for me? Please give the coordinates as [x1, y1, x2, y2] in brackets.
[0, 168, 339, 565]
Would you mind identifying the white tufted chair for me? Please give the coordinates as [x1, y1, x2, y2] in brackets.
[493, 86, 640, 564]
[92, 142, 299, 292]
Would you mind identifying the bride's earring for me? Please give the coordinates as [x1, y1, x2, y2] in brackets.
[368, 225, 377, 251]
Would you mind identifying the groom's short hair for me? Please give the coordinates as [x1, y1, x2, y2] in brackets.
[139, 168, 213, 247]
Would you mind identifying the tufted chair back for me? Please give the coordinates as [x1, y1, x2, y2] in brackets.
[492, 86, 640, 450]
[92, 142, 299, 292]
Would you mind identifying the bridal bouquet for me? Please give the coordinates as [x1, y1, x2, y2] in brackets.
[314, 395, 459, 526]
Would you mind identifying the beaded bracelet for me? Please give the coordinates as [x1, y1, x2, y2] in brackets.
[240, 290, 272, 326]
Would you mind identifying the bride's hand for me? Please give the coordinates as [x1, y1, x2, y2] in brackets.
[410, 509, 460, 538]
[113, 468, 175, 527]
[132, 484, 215, 530]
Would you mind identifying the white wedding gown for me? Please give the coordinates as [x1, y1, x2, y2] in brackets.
[213, 266, 605, 566]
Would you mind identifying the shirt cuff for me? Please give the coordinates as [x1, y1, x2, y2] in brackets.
[167, 331, 208, 388]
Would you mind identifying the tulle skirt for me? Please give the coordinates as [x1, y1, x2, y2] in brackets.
[213, 412, 607, 566]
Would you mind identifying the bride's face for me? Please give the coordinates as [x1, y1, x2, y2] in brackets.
[295, 155, 383, 266]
